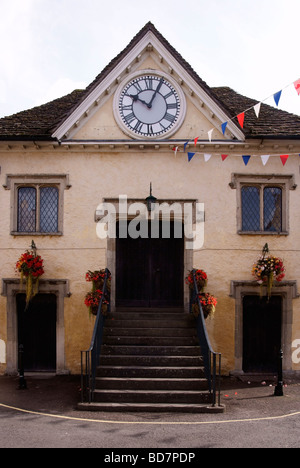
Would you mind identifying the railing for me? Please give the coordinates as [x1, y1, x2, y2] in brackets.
[190, 269, 222, 407]
[81, 268, 111, 403]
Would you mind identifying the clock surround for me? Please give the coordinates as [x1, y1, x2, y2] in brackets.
[113, 70, 186, 140]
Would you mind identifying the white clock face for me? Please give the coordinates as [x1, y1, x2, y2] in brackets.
[116, 74, 184, 139]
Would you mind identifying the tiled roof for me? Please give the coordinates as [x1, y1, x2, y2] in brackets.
[0, 22, 299, 141]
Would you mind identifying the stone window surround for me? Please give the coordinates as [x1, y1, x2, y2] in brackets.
[3, 174, 71, 236]
[230, 280, 299, 376]
[229, 174, 297, 236]
[1, 278, 71, 375]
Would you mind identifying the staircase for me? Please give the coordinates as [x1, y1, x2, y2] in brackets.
[79, 308, 224, 413]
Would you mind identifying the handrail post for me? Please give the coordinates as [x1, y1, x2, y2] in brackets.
[191, 269, 222, 408]
[80, 268, 111, 404]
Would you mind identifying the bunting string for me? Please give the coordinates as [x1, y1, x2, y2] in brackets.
[172, 148, 300, 166]
[174, 78, 300, 158]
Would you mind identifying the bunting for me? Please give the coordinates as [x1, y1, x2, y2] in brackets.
[172, 78, 299, 165]
[197, 78, 300, 142]
[171, 146, 299, 166]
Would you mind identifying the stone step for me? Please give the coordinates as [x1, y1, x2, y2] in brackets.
[92, 389, 212, 404]
[104, 335, 198, 346]
[95, 377, 208, 391]
[101, 345, 201, 356]
[97, 366, 206, 379]
[104, 319, 194, 329]
[104, 327, 196, 337]
[109, 311, 192, 321]
[78, 402, 225, 413]
[99, 355, 203, 367]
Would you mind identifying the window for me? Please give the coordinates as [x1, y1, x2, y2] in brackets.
[3, 174, 71, 236]
[18, 186, 59, 233]
[241, 185, 282, 233]
[230, 174, 296, 235]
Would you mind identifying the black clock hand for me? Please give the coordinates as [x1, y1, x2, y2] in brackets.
[148, 78, 164, 108]
[129, 94, 150, 107]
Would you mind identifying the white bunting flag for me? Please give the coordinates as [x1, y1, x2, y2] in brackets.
[254, 102, 261, 118]
[261, 155, 270, 166]
[204, 153, 212, 162]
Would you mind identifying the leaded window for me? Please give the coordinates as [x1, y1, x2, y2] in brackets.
[18, 186, 59, 233]
[241, 185, 282, 233]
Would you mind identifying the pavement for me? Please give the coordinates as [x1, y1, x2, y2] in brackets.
[0, 373, 300, 448]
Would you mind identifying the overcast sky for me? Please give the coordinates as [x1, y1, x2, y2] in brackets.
[0, 0, 299, 118]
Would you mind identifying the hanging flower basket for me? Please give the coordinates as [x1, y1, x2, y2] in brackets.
[192, 293, 218, 319]
[85, 269, 111, 292]
[252, 245, 285, 299]
[16, 249, 44, 307]
[84, 290, 109, 316]
[185, 269, 208, 292]
[84, 270, 111, 316]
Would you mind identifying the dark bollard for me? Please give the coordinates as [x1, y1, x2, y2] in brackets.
[18, 344, 27, 390]
[274, 349, 283, 397]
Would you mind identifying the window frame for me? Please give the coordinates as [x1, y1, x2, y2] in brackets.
[230, 174, 297, 236]
[3, 174, 71, 236]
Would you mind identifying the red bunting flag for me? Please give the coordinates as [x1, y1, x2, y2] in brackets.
[194, 137, 199, 146]
[280, 155, 289, 166]
[237, 113, 245, 129]
[294, 79, 300, 96]
[221, 154, 228, 162]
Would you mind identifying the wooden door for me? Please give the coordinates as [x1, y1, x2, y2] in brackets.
[17, 294, 57, 372]
[116, 220, 184, 308]
[243, 295, 282, 373]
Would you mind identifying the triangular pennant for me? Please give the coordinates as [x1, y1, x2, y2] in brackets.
[188, 152, 196, 162]
[237, 112, 245, 129]
[254, 102, 261, 118]
[294, 79, 300, 96]
[221, 122, 228, 135]
[221, 154, 228, 162]
[242, 155, 251, 166]
[184, 141, 189, 152]
[280, 154, 289, 166]
[194, 137, 199, 146]
[261, 155, 270, 166]
[273, 90, 282, 107]
[204, 153, 212, 162]
[208, 129, 214, 142]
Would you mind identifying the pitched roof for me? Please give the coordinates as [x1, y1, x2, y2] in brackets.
[0, 22, 299, 141]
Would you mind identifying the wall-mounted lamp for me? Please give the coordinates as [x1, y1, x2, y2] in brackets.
[145, 183, 157, 212]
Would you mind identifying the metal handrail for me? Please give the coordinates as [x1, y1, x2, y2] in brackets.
[191, 269, 222, 407]
[81, 268, 111, 403]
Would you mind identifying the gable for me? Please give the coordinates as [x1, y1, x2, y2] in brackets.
[52, 23, 244, 143]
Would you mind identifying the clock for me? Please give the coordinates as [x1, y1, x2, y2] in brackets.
[113, 71, 186, 139]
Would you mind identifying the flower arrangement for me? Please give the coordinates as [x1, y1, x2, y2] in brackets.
[186, 269, 207, 292]
[84, 290, 109, 316]
[84, 269, 111, 316]
[85, 269, 111, 292]
[187, 268, 217, 319]
[16, 246, 44, 307]
[192, 293, 218, 319]
[252, 244, 285, 299]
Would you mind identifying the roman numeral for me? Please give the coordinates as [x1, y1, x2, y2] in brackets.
[134, 120, 143, 133]
[145, 78, 153, 90]
[133, 81, 142, 92]
[124, 113, 136, 125]
[164, 113, 176, 123]
[121, 104, 133, 111]
[167, 103, 178, 110]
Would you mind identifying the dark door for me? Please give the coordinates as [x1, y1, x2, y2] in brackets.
[116, 220, 184, 307]
[17, 293, 57, 372]
[243, 295, 282, 373]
